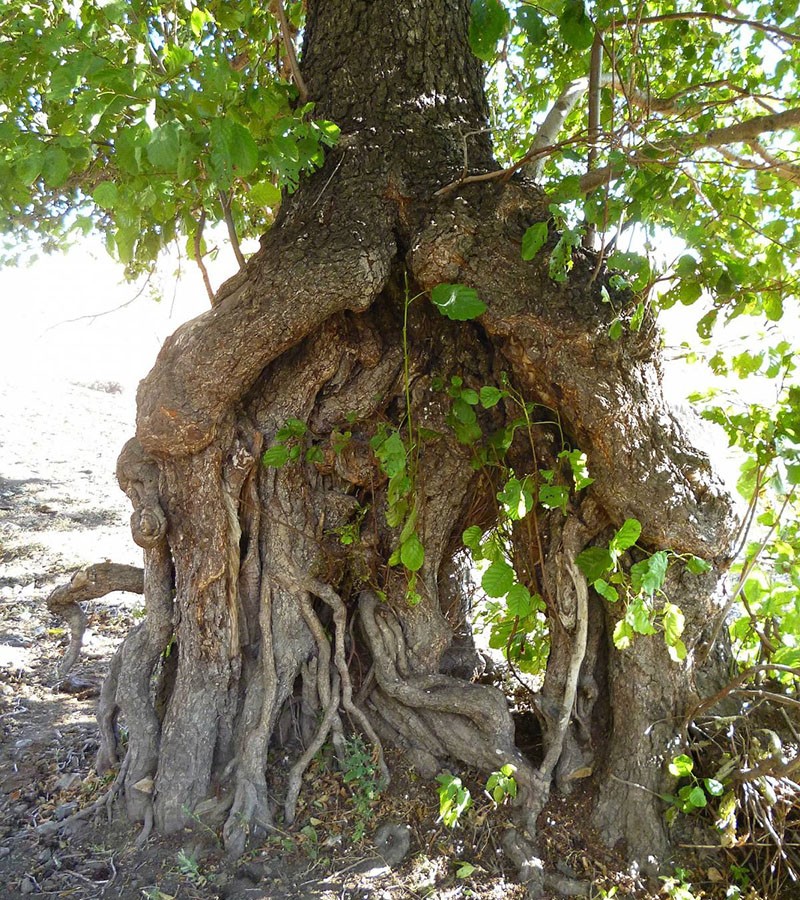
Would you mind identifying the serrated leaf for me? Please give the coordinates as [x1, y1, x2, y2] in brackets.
[506, 583, 532, 618]
[576, 546, 613, 582]
[688, 786, 707, 808]
[482, 560, 515, 598]
[462, 525, 483, 552]
[469, 0, 510, 62]
[400, 533, 425, 572]
[147, 122, 184, 171]
[668, 754, 694, 777]
[93, 181, 119, 209]
[630, 550, 668, 596]
[456, 862, 477, 878]
[626, 597, 655, 635]
[430, 283, 487, 321]
[521, 222, 548, 261]
[479, 385, 504, 408]
[42, 147, 71, 187]
[559, 0, 594, 50]
[611, 518, 641, 554]
[262, 445, 290, 467]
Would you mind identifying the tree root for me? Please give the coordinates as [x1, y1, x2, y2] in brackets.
[526, 550, 589, 832]
[359, 591, 536, 797]
[285, 671, 342, 824]
[46, 562, 144, 675]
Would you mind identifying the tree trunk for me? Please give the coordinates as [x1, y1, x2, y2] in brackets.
[100, 0, 739, 870]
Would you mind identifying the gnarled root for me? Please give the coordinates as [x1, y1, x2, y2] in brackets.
[46, 562, 144, 676]
[359, 591, 536, 798]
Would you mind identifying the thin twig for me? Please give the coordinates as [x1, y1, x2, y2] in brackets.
[44, 273, 154, 332]
[686, 663, 800, 724]
[193, 208, 215, 302]
[699, 486, 795, 665]
[604, 12, 800, 46]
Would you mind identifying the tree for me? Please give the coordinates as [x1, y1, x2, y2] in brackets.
[4, 0, 800, 880]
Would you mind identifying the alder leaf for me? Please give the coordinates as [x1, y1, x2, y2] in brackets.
[521, 222, 548, 261]
[469, 0, 510, 63]
[430, 284, 487, 321]
[559, 0, 594, 50]
[482, 560, 515, 597]
[400, 533, 425, 572]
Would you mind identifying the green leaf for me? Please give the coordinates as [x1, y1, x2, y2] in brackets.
[469, 0, 510, 63]
[430, 283, 487, 321]
[479, 386, 504, 408]
[559, 0, 594, 51]
[688, 786, 707, 808]
[626, 597, 655, 635]
[93, 181, 120, 210]
[518, 6, 547, 42]
[521, 222, 548, 261]
[610, 518, 641, 554]
[462, 525, 483, 552]
[147, 123, 184, 171]
[630, 550, 668, 597]
[576, 546, 614, 582]
[668, 754, 694, 778]
[685, 555, 711, 575]
[262, 445, 290, 467]
[506, 583, 532, 618]
[594, 579, 619, 603]
[608, 319, 623, 341]
[612, 619, 634, 649]
[456, 862, 476, 879]
[667, 638, 687, 663]
[662, 602, 685, 645]
[400, 533, 425, 572]
[42, 147, 71, 188]
[560, 449, 593, 490]
[482, 560, 515, 598]
[249, 180, 282, 207]
[305, 446, 325, 464]
[210, 118, 260, 187]
[373, 430, 407, 477]
[538, 482, 569, 513]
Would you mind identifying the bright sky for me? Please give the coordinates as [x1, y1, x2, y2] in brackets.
[0, 240, 215, 394]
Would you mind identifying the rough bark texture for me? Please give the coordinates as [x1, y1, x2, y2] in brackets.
[98, 0, 739, 875]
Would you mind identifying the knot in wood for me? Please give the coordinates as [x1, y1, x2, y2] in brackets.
[130, 505, 167, 548]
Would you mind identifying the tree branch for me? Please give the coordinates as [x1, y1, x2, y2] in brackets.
[578, 106, 800, 193]
[524, 77, 591, 180]
[605, 12, 800, 45]
[193, 208, 215, 302]
[218, 190, 246, 269]
[273, 0, 308, 104]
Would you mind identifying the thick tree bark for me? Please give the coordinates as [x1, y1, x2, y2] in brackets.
[100, 0, 738, 874]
